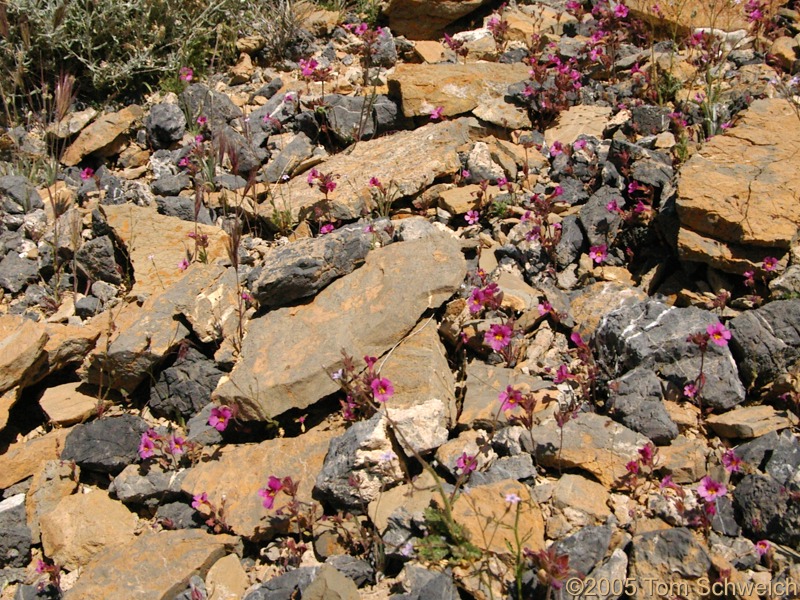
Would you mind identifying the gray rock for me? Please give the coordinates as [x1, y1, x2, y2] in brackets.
[736, 430, 800, 484]
[151, 173, 191, 197]
[61, 414, 149, 474]
[596, 300, 746, 411]
[0, 252, 39, 293]
[156, 501, 200, 530]
[216, 125, 266, 176]
[247, 224, 373, 307]
[111, 464, 187, 505]
[0, 175, 43, 214]
[553, 176, 589, 206]
[146, 103, 187, 149]
[325, 555, 375, 587]
[149, 348, 224, 420]
[609, 367, 678, 444]
[180, 84, 242, 125]
[91, 280, 118, 302]
[371, 28, 398, 68]
[322, 94, 399, 144]
[630, 527, 710, 580]
[610, 140, 673, 191]
[253, 77, 284, 101]
[263, 133, 314, 183]
[631, 105, 672, 135]
[172, 575, 206, 600]
[733, 474, 800, 546]
[728, 299, 800, 390]
[394, 217, 439, 241]
[553, 525, 612, 579]
[580, 185, 624, 247]
[555, 214, 586, 268]
[75, 235, 122, 284]
[186, 403, 224, 446]
[469, 454, 536, 486]
[394, 565, 459, 600]
[243, 567, 320, 600]
[154, 195, 214, 224]
[0, 494, 31, 568]
[75, 295, 102, 318]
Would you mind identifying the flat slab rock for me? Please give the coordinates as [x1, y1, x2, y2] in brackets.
[257, 119, 472, 222]
[706, 405, 797, 439]
[213, 234, 466, 421]
[383, 0, 491, 39]
[63, 530, 239, 599]
[388, 63, 530, 118]
[677, 99, 800, 271]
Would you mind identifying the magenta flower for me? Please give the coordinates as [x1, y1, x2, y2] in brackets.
[168, 435, 186, 456]
[299, 58, 319, 78]
[626, 460, 640, 475]
[196, 116, 207, 127]
[191, 492, 208, 509]
[697, 476, 727, 502]
[179, 66, 194, 82]
[430, 106, 444, 121]
[566, 0, 581, 12]
[178, 258, 190, 271]
[743, 270, 755, 287]
[706, 322, 731, 347]
[80, 167, 95, 181]
[496, 176, 508, 188]
[307, 168, 320, 185]
[499, 385, 523, 411]
[466, 210, 480, 225]
[763, 256, 779, 271]
[241, 291, 253, 302]
[208, 405, 233, 432]
[721, 449, 743, 473]
[371, 377, 394, 402]
[573, 138, 587, 151]
[614, 3, 629, 18]
[456, 452, 477, 474]
[538, 301, 552, 316]
[755, 540, 771, 557]
[354, 22, 369, 36]
[553, 364, 573, 384]
[258, 476, 283, 509]
[468, 287, 486, 314]
[368, 176, 382, 188]
[138, 431, 157, 459]
[319, 223, 335, 234]
[324, 180, 337, 193]
[486, 323, 512, 352]
[588, 244, 608, 265]
[461, 169, 471, 179]
[638, 444, 655, 466]
[683, 382, 698, 398]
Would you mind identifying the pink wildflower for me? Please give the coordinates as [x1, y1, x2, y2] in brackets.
[178, 258, 190, 271]
[505, 493, 522, 505]
[179, 67, 194, 82]
[456, 452, 477, 474]
[538, 301, 553, 316]
[368, 176, 382, 188]
[553, 364, 573, 384]
[191, 492, 208, 509]
[80, 167, 95, 181]
[208, 405, 233, 432]
[763, 256, 779, 271]
[697, 476, 727, 502]
[684, 383, 698, 398]
[486, 323, 512, 352]
[606, 199, 620, 213]
[755, 540, 771, 557]
[588, 244, 608, 265]
[706, 322, 731, 347]
[721, 449, 743, 473]
[430, 106, 444, 121]
[499, 385, 523, 411]
[638, 444, 655, 466]
[614, 3, 629, 18]
[371, 377, 394, 402]
[258, 476, 284, 509]
[466, 210, 480, 225]
[196, 116, 207, 127]
[168, 435, 186, 456]
[138, 431, 157, 459]
[319, 223, 335, 235]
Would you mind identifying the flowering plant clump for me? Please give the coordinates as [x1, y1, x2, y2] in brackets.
[138, 428, 199, 469]
[330, 352, 395, 421]
[307, 168, 338, 201]
[191, 492, 232, 534]
[520, 187, 566, 271]
[258, 475, 318, 568]
[208, 405, 235, 432]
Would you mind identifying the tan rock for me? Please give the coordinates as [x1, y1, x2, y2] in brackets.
[258, 119, 472, 222]
[42, 319, 103, 378]
[303, 564, 360, 600]
[388, 63, 529, 118]
[677, 99, 800, 273]
[545, 105, 612, 146]
[26, 460, 79, 543]
[40, 489, 138, 570]
[101, 203, 230, 296]
[438, 184, 487, 214]
[473, 98, 532, 129]
[676, 227, 775, 274]
[528, 412, 650, 487]
[658, 435, 709, 484]
[0, 387, 17, 431]
[0, 315, 48, 396]
[64, 530, 240, 599]
[181, 422, 341, 539]
[414, 40, 448, 63]
[628, 0, 782, 33]
[384, 0, 491, 39]
[230, 53, 254, 85]
[450, 479, 545, 556]
[552, 473, 610, 519]
[570, 281, 647, 337]
[303, 7, 341, 36]
[61, 105, 143, 166]
[0, 428, 69, 489]
[495, 271, 541, 312]
[46, 107, 98, 140]
[206, 554, 249, 600]
[369, 469, 438, 534]
[236, 35, 266, 54]
[213, 235, 466, 421]
[39, 382, 98, 426]
[508, 6, 577, 38]
[707, 405, 796, 439]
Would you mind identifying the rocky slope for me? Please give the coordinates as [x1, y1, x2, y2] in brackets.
[2, 0, 800, 598]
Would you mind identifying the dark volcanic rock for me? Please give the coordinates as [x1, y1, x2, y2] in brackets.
[323, 94, 400, 144]
[180, 84, 243, 125]
[0, 494, 31, 568]
[75, 235, 122, 284]
[155, 196, 214, 225]
[149, 348, 224, 420]
[0, 252, 39, 293]
[61, 414, 149, 474]
[552, 525, 613, 579]
[733, 474, 800, 546]
[243, 567, 320, 600]
[608, 367, 678, 444]
[0, 175, 43, 214]
[146, 103, 187, 149]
